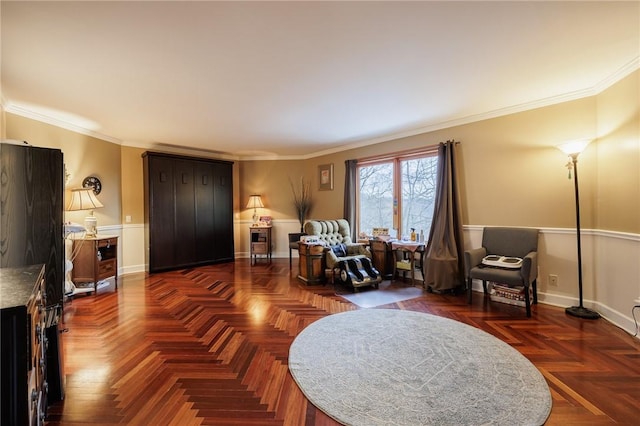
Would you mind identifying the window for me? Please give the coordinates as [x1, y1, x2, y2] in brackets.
[357, 149, 438, 239]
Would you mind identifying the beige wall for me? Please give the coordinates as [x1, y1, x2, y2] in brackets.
[595, 71, 640, 233]
[5, 114, 122, 228]
[120, 146, 146, 224]
[242, 96, 601, 232]
[4, 70, 638, 237]
[238, 159, 311, 223]
[257, 72, 637, 235]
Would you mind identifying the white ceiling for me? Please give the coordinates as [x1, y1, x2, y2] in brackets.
[2, 1, 639, 159]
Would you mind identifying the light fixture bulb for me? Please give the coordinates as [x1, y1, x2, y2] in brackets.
[557, 139, 591, 156]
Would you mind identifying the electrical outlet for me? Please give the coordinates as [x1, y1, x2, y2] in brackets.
[549, 274, 558, 287]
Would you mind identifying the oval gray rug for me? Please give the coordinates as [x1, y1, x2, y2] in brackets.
[289, 309, 551, 426]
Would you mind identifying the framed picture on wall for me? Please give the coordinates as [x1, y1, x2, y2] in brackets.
[318, 163, 334, 191]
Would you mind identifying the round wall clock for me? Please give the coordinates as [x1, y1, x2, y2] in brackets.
[82, 176, 102, 195]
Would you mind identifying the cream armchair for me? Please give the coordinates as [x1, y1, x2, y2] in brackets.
[304, 219, 380, 290]
[303, 219, 370, 269]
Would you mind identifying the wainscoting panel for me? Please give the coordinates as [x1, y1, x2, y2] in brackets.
[465, 226, 640, 336]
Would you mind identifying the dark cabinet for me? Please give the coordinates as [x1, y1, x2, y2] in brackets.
[143, 152, 234, 273]
[0, 143, 65, 413]
[0, 265, 48, 425]
[370, 240, 394, 280]
[0, 143, 64, 309]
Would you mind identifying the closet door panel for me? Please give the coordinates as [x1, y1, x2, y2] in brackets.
[195, 162, 215, 262]
[173, 160, 196, 266]
[147, 157, 176, 271]
[213, 162, 234, 261]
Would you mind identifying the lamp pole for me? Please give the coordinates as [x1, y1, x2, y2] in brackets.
[565, 152, 600, 319]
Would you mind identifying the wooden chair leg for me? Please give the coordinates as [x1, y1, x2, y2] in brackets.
[532, 279, 538, 304]
[467, 278, 473, 304]
[524, 287, 532, 317]
[289, 248, 292, 268]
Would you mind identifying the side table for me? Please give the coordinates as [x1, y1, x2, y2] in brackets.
[369, 239, 394, 280]
[72, 235, 118, 295]
[250, 226, 272, 265]
[297, 242, 326, 285]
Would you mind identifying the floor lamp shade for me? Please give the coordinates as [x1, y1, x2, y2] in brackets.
[66, 188, 104, 237]
[557, 141, 600, 320]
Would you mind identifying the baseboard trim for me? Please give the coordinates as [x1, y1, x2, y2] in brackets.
[470, 280, 639, 339]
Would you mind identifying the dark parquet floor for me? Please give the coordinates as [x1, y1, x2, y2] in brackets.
[47, 259, 640, 425]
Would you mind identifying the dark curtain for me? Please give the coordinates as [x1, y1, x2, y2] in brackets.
[424, 140, 465, 292]
[344, 159, 358, 241]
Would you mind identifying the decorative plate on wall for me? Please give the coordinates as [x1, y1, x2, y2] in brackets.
[82, 176, 102, 195]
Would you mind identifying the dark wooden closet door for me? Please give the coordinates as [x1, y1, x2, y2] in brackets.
[194, 161, 215, 263]
[143, 152, 234, 272]
[146, 156, 176, 271]
[213, 162, 234, 261]
[173, 160, 196, 266]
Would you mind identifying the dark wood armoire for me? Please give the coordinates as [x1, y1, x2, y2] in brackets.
[1, 143, 64, 307]
[143, 151, 234, 273]
[0, 142, 66, 422]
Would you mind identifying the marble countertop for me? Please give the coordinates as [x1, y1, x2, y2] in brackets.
[0, 264, 44, 310]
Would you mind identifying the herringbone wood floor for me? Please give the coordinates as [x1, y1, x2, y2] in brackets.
[47, 259, 640, 425]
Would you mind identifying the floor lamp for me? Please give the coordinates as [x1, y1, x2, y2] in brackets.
[558, 140, 600, 319]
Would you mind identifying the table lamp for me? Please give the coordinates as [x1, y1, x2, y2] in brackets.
[66, 188, 104, 237]
[246, 195, 264, 225]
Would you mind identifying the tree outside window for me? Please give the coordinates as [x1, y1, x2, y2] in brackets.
[357, 151, 438, 239]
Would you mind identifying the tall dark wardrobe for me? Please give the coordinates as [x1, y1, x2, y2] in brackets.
[143, 152, 234, 273]
[0, 142, 66, 423]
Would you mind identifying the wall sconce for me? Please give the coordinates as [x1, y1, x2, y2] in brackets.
[246, 195, 264, 225]
[557, 139, 600, 320]
[66, 188, 104, 237]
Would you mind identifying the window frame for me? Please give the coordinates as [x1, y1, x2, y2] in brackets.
[356, 146, 439, 239]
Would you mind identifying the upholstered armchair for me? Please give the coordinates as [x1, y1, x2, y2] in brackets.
[303, 219, 370, 269]
[303, 219, 379, 290]
[464, 227, 539, 317]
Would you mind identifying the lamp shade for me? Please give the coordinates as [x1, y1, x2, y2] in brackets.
[557, 139, 591, 156]
[66, 188, 103, 236]
[66, 188, 104, 211]
[246, 195, 264, 209]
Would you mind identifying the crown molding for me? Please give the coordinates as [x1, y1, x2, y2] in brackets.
[2, 101, 123, 145]
[4, 57, 638, 161]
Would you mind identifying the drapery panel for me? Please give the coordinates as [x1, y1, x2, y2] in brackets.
[424, 141, 465, 292]
[344, 159, 358, 241]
